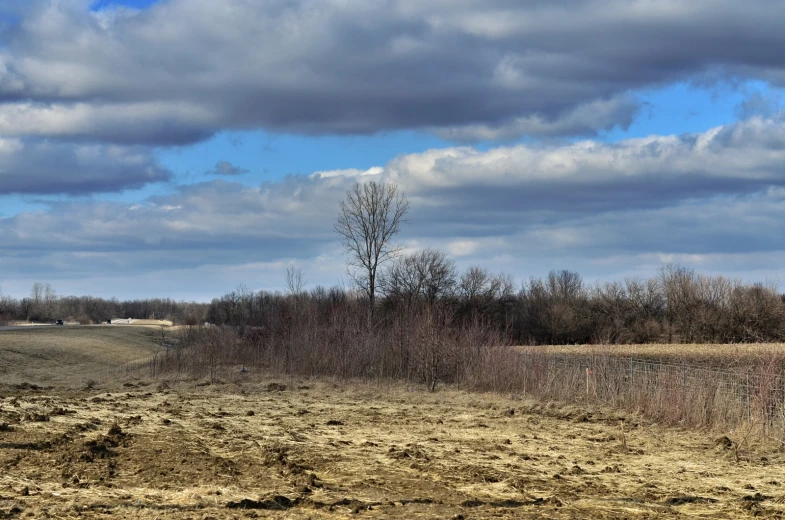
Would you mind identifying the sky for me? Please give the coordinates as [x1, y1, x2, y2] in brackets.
[1, 0, 785, 301]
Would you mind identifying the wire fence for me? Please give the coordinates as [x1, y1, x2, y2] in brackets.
[95, 340, 785, 438]
[517, 352, 785, 435]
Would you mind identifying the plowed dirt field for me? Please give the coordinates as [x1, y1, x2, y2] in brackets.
[2, 376, 784, 519]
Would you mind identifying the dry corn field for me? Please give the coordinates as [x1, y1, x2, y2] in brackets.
[2, 329, 785, 518]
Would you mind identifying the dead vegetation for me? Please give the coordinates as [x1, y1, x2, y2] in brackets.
[2, 375, 785, 519]
[3, 327, 785, 518]
[0, 326, 164, 387]
[538, 342, 785, 365]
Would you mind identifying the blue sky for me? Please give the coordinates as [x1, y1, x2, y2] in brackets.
[1, 1, 784, 300]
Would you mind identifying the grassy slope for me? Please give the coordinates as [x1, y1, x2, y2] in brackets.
[0, 326, 163, 387]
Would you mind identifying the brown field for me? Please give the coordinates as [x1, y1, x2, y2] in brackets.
[530, 342, 785, 365]
[2, 329, 785, 518]
[0, 326, 164, 387]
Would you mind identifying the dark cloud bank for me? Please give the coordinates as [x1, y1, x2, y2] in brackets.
[0, 0, 785, 146]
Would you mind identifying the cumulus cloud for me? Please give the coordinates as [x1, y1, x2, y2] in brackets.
[2, 116, 785, 296]
[0, 1, 784, 143]
[0, 138, 171, 195]
[205, 160, 249, 176]
[376, 119, 785, 239]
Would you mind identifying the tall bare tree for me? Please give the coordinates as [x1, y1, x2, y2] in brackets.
[335, 181, 409, 314]
[285, 266, 306, 296]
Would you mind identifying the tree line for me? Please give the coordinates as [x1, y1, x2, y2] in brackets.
[201, 262, 785, 345]
[4, 259, 779, 346]
[156, 260, 784, 390]
[2, 181, 783, 348]
[0, 283, 207, 326]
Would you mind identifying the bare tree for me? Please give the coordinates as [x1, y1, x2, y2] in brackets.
[458, 266, 514, 303]
[44, 283, 57, 320]
[659, 264, 699, 342]
[29, 282, 49, 321]
[334, 181, 409, 314]
[381, 248, 457, 308]
[285, 266, 306, 296]
[30, 282, 43, 306]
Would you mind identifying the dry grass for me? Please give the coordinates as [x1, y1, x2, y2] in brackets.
[1, 377, 784, 519]
[528, 342, 785, 364]
[2, 330, 785, 518]
[0, 327, 163, 387]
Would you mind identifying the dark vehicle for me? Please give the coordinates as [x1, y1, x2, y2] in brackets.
[55, 319, 64, 325]
[106, 320, 112, 324]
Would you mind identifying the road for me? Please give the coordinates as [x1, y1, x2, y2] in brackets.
[0, 324, 97, 332]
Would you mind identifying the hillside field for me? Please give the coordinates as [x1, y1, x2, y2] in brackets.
[1, 328, 785, 518]
[0, 326, 165, 387]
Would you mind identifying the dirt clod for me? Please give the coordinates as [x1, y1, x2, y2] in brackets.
[665, 496, 719, 505]
[743, 492, 772, 502]
[23, 412, 49, 422]
[226, 495, 301, 510]
[715, 436, 734, 449]
[388, 445, 429, 461]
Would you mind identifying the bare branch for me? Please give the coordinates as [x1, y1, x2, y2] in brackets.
[285, 266, 307, 296]
[334, 181, 410, 312]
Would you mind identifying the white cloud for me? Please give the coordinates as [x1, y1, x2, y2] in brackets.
[312, 166, 384, 179]
[2, 116, 785, 297]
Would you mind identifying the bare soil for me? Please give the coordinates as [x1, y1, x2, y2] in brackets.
[2, 328, 785, 518]
[1, 376, 784, 519]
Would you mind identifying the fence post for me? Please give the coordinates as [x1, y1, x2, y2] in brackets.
[746, 368, 751, 423]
